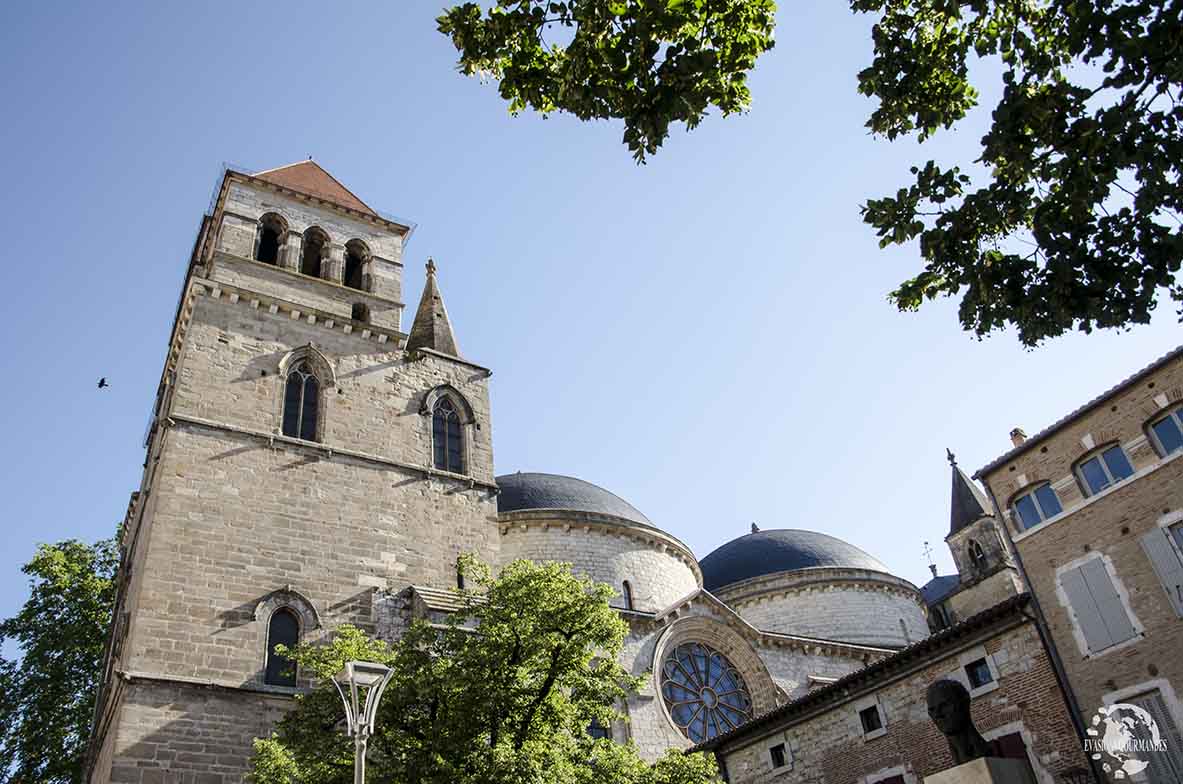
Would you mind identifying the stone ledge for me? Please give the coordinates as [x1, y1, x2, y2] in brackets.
[167, 412, 499, 492]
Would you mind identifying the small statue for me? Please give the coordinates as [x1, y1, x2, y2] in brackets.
[926, 679, 992, 764]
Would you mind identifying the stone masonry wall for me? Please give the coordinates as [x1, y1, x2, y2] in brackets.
[717, 570, 928, 648]
[717, 619, 1090, 784]
[497, 512, 700, 612]
[216, 180, 404, 305]
[980, 353, 1183, 734]
[95, 278, 500, 782]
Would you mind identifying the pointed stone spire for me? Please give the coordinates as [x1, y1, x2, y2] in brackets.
[948, 449, 993, 536]
[407, 258, 461, 357]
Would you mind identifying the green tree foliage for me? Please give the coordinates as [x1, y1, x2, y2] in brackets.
[0, 536, 119, 784]
[248, 557, 718, 784]
[437, 0, 777, 161]
[855, 0, 1183, 344]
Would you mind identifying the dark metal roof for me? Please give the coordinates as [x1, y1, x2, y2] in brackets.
[974, 344, 1183, 479]
[950, 462, 992, 536]
[919, 574, 961, 606]
[691, 594, 1033, 753]
[495, 472, 651, 525]
[699, 530, 890, 592]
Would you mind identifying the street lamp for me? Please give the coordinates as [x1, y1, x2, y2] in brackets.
[333, 660, 394, 784]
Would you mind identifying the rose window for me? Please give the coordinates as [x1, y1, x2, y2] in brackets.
[660, 641, 753, 742]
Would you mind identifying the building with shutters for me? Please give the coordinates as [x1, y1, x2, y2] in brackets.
[972, 347, 1183, 782]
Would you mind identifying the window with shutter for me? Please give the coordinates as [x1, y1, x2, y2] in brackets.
[1141, 528, 1183, 617]
[1127, 691, 1183, 783]
[1060, 559, 1137, 653]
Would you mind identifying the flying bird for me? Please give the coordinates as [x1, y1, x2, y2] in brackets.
[97, 377, 110, 389]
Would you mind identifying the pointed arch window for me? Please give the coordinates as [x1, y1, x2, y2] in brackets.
[432, 397, 463, 473]
[967, 539, 987, 573]
[283, 361, 320, 441]
[264, 608, 299, 686]
[622, 580, 635, 610]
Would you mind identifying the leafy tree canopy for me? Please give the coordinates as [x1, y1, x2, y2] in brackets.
[855, 0, 1182, 344]
[0, 536, 119, 784]
[437, 0, 777, 161]
[249, 557, 717, 784]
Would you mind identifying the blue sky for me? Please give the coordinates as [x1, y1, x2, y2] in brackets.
[0, 1, 1178, 624]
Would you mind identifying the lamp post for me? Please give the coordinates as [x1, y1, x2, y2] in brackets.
[333, 660, 394, 784]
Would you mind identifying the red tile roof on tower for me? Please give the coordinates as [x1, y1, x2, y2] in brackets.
[252, 160, 378, 217]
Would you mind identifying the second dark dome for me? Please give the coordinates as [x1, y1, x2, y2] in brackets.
[700, 529, 889, 593]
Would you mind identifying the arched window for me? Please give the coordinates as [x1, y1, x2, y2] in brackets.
[282, 361, 320, 441]
[256, 214, 285, 265]
[351, 303, 370, 323]
[622, 580, 634, 610]
[264, 608, 299, 686]
[967, 539, 987, 572]
[344, 240, 368, 291]
[301, 227, 328, 278]
[432, 396, 463, 473]
[456, 558, 466, 590]
[1012, 483, 1062, 530]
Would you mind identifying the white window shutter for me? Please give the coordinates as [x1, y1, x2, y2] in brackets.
[1080, 558, 1137, 645]
[1060, 565, 1114, 652]
[1141, 529, 1183, 618]
[1128, 691, 1183, 782]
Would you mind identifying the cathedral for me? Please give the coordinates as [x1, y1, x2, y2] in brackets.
[88, 162, 1002, 783]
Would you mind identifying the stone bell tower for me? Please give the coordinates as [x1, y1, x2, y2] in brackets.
[86, 162, 500, 783]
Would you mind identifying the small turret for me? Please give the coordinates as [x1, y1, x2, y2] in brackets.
[406, 258, 460, 357]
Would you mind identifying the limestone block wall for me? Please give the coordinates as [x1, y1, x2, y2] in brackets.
[946, 568, 1024, 622]
[755, 640, 870, 702]
[209, 253, 405, 333]
[497, 510, 700, 612]
[716, 569, 928, 648]
[95, 680, 291, 784]
[169, 291, 494, 481]
[716, 618, 1089, 784]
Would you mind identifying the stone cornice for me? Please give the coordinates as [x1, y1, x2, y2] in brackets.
[191, 276, 407, 347]
[716, 566, 924, 609]
[168, 412, 500, 492]
[211, 249, 407, 311]
[639, 589, 891, 661]
[497, 509, 701, 580]
[118, 669, 304, 700]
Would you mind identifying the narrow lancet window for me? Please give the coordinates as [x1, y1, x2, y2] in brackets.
[344, 240, 368, 291]
[432, 397, 463, 473]
[282, 361, 320, 441]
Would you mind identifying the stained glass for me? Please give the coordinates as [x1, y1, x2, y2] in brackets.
[660, 642, 753, 742]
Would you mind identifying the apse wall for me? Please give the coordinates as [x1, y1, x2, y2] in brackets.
[713, 568, 929, 648]
[497, 510, 700, 613]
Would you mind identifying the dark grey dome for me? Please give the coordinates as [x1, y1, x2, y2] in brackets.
[700, 529, 889, 592]
[496, 472, 651, 526]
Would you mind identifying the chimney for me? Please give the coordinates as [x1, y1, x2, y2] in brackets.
[1009, 427, 1028, 447]
[929, 563, 939, 578]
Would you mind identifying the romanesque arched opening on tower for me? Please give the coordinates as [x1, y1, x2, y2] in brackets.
[255, 213, 285, 264]
[344, 239, 368, 291]
[301, 227, 327, 278]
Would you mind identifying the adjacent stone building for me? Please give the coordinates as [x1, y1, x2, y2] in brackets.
[85, 163, 933, 783]
[973, 347, 1183, 782]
